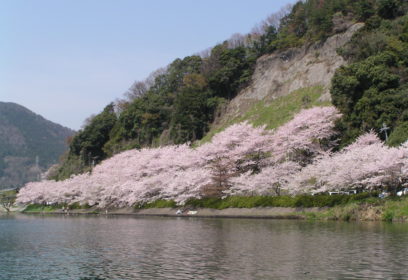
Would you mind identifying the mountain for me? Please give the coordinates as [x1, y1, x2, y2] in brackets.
[0, 102, 74, 189]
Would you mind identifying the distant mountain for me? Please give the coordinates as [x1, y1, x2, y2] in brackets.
[0, 102, 74, 189]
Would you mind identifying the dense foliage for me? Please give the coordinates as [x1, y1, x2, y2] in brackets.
[52, 104, 117, 180]
[332, 0, 408, 146]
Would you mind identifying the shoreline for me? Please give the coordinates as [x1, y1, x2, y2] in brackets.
[19, 201, 408, 222]
[21, 206, 322, 220]
[18, 194, 408, 222]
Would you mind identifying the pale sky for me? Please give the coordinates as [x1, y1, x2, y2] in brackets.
[1, 0, 296, 130]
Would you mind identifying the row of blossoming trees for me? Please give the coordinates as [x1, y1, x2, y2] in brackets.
[17, 106, 408, 208]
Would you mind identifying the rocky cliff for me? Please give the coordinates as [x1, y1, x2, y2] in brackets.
[216, 23, 364, 126]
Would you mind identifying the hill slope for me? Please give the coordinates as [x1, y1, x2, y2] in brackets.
[0, 102, 74, 188]
[218, 23, 363, 124]
[202, 22, 363, 142]
[52, 0, 408, 180]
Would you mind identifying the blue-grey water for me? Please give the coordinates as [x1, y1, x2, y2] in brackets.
[0, 215, 408, 280]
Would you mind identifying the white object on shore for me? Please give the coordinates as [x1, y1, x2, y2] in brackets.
[397, 188, 408, 197]
[187, 210, 197, 215]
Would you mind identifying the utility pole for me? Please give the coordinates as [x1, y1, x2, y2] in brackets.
[380, 122, 390, 142]
[35, 155, 41, 181]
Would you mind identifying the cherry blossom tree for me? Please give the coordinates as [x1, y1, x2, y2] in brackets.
[269, 106, 341, 164]
[16, 106, 349, 207]
[229, 161, 301, 196]
[287, 132, 408, 194]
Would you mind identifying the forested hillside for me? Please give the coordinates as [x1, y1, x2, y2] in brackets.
[0, 102, 74, 189]
[332, 1, 408, 146]
[51, 0, 408, 181]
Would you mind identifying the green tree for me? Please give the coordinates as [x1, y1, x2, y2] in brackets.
[331, 10, 408, 146]
[253, 26, 278, 55]
[170, 74, 211, 143]
[0, 191, 15, 213]
[388, 121, 408, 146]
[70, 103, 117, 165]
[378, 0, 402, 19]
[207, 44, 253, 99]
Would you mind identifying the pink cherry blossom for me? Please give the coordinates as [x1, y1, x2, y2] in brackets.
[17, 106, 354, 207]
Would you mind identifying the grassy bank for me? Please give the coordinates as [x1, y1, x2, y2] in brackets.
[23, 204, 61, 213]
[299, 196, 408, 222]
[22, 194, 408, 222]
[198, 85, 328, 144]
[136, 193, 375, 210]
[137, 194, 408, 222]
[23, 202, 92, 213]
[184, 193, 374, 209]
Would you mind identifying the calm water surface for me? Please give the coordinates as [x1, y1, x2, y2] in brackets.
[0, 215, 408, 280]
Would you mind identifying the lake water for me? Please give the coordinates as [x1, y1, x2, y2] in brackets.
[0, 215, 408, 280]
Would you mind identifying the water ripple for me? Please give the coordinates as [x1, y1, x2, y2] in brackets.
[0, 216, 408, 279]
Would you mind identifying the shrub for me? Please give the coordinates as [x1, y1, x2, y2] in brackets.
[23, 204, 61, 212]
[68, 202, 92, 210]
[144, 200, 177, 209]
[183, 193, 379, 209]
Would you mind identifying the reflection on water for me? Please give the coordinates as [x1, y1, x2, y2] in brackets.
[0, 215, 408, 280]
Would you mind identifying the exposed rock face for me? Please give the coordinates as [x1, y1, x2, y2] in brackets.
[219, 23, 364, 124]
